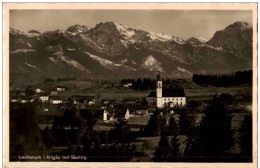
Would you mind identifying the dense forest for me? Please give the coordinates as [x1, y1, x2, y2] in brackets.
[192, 70, 252, 87]
[121, 70, 252, 90]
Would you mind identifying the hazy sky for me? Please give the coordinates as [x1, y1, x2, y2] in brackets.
[10, 10, 252, 40]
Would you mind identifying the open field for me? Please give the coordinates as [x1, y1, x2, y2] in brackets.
[57, 86, 251, 100]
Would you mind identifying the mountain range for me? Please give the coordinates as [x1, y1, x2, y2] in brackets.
[9, 21, 252, 82]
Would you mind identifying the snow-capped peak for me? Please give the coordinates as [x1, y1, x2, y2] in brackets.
[66, 24, 90, 34]
[10, 28, 40, 37]
[113, 22, 135, 38]
[186, 37, 207, 45]
[147, 31, 185, 44]
[10, 28, 24, 35]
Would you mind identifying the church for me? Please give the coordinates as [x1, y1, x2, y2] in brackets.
[147, 74, 186, 108]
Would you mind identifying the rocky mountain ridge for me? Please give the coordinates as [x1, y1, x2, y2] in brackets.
[9, 21, 252, 82]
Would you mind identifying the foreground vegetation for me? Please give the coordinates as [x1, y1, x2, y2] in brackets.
[10, 93, 252, 162]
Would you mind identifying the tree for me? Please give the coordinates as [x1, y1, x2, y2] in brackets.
[10, 103, 47, 160]
[63, 107, 83, 129]
[197, 94, 234, 157]
[169, 137, 180, 161]
[52, 116, 64, 129]
[158, 112, 167, 135]
[145, 111, 159, 136]
[66, 137, 75, 155]
[80, 109, 96, 131]
[82, 132, 92, 156]
[105, 118, 136, 161]
[168, 114, 179, 136]
[108, 118, 133, 144]
[183, 132, 200, 161]
[178, 108, 192, 135]
[239, 114, 252, 158]
[42, 126, 54, 149]
[25, 86, 34, 96]
[154, 132, 170, 162]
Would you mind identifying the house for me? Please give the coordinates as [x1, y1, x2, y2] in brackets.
[82, 96, 95, 103]
[10, 95, 31, 103]
[103, 100, 110, 105]
[123, 83, 133, 88]
[68, 95, 82, 104]
[69, 95, 95, 105]
[10, 95, 19, 103]
[21, 97, 27, 103]
[12, 90, 26, 96]
[49, 96, 63, 104]
[43, 108, 49, 112]
[50, 90, 58, 95]
[35, 88, 44, 94]
[19, 91, 26, 96]
[147, 74, 186, 108]
[103, 109, 110, 121]
[88, 100, 95, 105]
[125, 109, 134, 120]
[56, 86, 66, 92]
[39, 94, 49, 102]
[136, 110, 148, 115]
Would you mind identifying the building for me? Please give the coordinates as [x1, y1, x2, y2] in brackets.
[147, 74, 186, 108]
[69, 95, 95, 105]
[125, 109, 134, 120]
[123, 83, 133, 88]
[103, 109, 110, 121]
[56, 86, 66, 92]
[136, 109, 148, 115]
[88, 100, 95, 105]
[35, 88, 44, 94]
[49, 96, 63, 104]
[50, 90, 58, 95]
[39, 94, 49, 102]
[10, 95, 19, 103]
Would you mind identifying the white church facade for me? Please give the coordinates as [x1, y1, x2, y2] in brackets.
[147, 74, 186, 108]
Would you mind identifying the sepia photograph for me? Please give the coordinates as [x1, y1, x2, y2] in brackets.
[3, 2, 258, 168]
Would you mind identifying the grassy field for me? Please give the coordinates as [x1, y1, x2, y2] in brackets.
[59, 87, 150, 99]
[57, 85, 251, 101]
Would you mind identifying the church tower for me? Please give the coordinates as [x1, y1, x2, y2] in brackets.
[156, 74, 163, 108]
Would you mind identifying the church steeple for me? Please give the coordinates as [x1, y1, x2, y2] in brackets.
[156, 74, 162, 98]
[157, 74, 162, 81]
[156, 74, 163, 108]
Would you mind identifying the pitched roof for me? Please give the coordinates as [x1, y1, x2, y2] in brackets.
[147, 88, 185, 97]
[163, 88, 185, 97]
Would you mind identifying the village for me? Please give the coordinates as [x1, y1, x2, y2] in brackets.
[10, 74, 188, 132]
[9, 74, 252, 162]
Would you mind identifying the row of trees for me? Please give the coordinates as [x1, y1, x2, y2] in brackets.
[121, 78, 156, 90]
[144, 108, 192, 137]
[121, 78, 185, 90]
[192, 70, 252, 87]
[44, 77, 77, 83]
